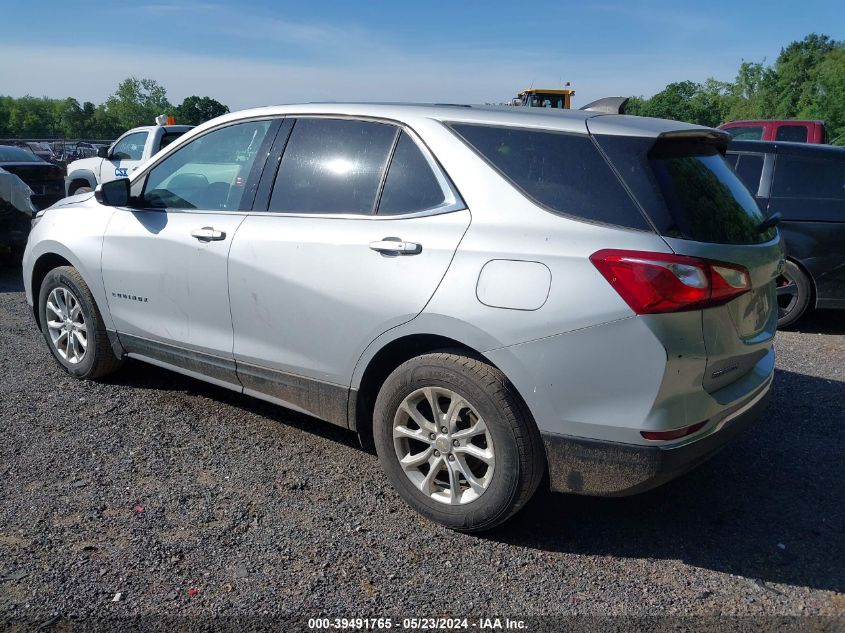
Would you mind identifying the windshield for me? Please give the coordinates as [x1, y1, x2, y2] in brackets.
[0, 146, 44, 162]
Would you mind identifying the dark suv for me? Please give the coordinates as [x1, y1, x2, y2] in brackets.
[727, 140, 845, 326]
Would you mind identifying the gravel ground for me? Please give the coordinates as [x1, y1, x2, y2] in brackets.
[0, 265, 843, 630]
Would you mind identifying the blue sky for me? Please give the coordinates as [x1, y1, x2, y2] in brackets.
[1, 1, 842, 110]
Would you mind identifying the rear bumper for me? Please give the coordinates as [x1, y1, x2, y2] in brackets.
[542, 377, 772, 496]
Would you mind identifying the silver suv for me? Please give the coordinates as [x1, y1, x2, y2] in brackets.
[23, 104, 781, 531]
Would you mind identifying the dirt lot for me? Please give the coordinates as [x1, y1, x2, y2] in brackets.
[0, 265, 843, 630]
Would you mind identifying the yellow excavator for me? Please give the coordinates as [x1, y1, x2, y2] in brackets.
[513, 87, 575, 109]
[513, 87, 629, 114]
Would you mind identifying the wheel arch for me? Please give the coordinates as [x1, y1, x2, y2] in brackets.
[30, 252, 75, 327]
[65, 169, 97, 196]
[350, 322, 538, 458]
[29, 245, 105, 328]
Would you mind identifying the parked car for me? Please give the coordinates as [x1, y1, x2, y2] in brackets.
[65, 122, 193, 196]
[0, 145, 65, 210]
[23, 104, 780, 531]
[17, 141, 60, 164]
[1, 145, 64, 260]
[720, 119, 827, 144]
[726, 139, 845, 326]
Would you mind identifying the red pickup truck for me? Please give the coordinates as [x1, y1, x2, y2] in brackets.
[719, 120, 826, 143]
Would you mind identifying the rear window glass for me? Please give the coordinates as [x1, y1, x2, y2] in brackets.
[772, 153, 845, 199]
[724, 126, 764, 140]
[775, 125, 808, 143]
[649, 142, 775, 244]
[0, 146, 42, 162]
[448, 123, 648, 230]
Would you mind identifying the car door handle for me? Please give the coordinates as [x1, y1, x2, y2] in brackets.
[191, 227, 226, 241]
[369, 239, 422, 255]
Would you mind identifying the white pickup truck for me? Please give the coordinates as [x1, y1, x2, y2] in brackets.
[65, 121, 193, 196]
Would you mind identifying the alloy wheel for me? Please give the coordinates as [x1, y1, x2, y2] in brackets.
[45, 286, 88, 364]
[776, 272, 799, 321]
[393, 387, 495, 505]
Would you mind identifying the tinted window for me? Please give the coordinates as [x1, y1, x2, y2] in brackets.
[449, 123, 648, 230]
[269, 118, 397, 214]
[378, 132, 446, 215]
[158, 131, 187, 152]
[524, 94, 568, 108]
[0, 146, 42, 162]
[772, 153, 845, 199]
[143, 120, 273, 210]
[776, 125, 808, 143]
[112, 132, 148, 160]
[724, 126, 763, 141]
[724, 153, 739, 168]
[735, 154, 765, 193]
[649, 142, 774, 244]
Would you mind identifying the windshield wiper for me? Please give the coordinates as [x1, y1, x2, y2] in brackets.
[756, 212, 781, 234]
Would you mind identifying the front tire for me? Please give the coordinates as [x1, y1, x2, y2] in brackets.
[776, 260, 811, 328]
[38, 266, 122, 379]
[373, 352, 545, 532]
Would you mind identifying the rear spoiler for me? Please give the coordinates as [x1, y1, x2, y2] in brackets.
[650, 130, 732, 157]
[580, 97, 630, 114]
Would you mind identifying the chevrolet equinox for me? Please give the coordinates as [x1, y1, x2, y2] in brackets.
[23, 104, 781, 531]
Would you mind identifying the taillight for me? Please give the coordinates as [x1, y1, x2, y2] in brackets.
[590, 249, 750, 314]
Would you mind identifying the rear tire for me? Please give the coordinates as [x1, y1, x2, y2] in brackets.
[373, 351, 545, 532]
[776, 260, 811, 328]
[38, 266, 122, 379]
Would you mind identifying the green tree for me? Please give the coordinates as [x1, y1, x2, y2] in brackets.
[175, 95, 229, 125]
[769, 33, 838, 119]
[802, 47, 845, 143]
[54, 98, 86, 138]
[626, 80, 729, 126]
[723, 61, 777, 121]
[103, 77, 172, 131]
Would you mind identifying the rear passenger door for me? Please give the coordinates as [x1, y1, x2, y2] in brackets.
[228, 117, 470, 425]
[767, 149, 845, 305]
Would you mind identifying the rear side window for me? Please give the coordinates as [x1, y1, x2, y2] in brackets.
[772, 153, 845, 199]
[734, 153, 765, 193]
[377, 132, 445, 215]
[448, 123, 649, 230]
[158, 131, 186, 152]
[649, 141, 774, 244]
[724, 126, 763, 140]
[775, 125, 808, 143]
[269, 118, 397, 214]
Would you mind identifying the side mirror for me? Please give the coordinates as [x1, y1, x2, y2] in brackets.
[94, 178, 130, 207]
[97, 146, 110, 159]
